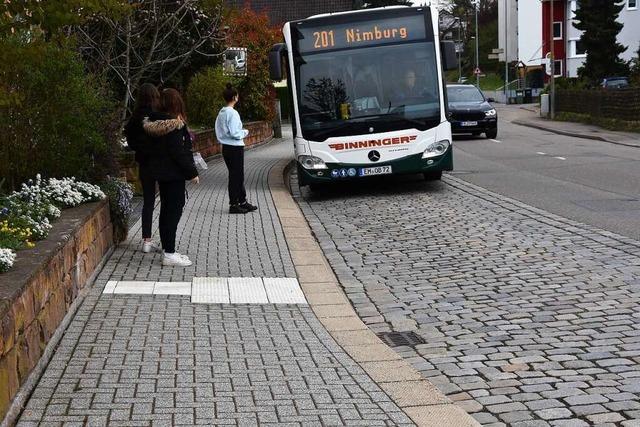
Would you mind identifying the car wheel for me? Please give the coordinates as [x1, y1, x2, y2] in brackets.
[423, 171, 442, 181]
[485, 129, 498, 139]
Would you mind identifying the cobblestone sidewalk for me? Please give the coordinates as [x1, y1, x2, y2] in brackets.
[16, 139, 414, 426]
[293, 172, 640, 427]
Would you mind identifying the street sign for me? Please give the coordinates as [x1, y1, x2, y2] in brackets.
[474, 67, 482, 75]
[544, 52, 552, 76]
[488, 53, 499, 60]
[492, 48, 504, 54]
[223, 47, 248, 77]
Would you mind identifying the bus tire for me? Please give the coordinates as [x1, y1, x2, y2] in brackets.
[485, 129, 498, 139]
[423, 171, 442, 181]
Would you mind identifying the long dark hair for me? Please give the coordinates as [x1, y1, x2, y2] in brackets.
[161, 88, 188, 122]
[222, 83, 238, 103]
[132, 83, 160, 117]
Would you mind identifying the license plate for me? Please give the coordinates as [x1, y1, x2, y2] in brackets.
[359, 165, 392, 177]
[461, 121, 478, 126]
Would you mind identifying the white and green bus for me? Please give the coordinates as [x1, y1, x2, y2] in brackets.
[269, 5, 457, 188]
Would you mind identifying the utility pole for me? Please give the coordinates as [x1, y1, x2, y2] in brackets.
[504, 0, 509, 101]
[549, 0, 555, 119]
[456, 18, 462, 82]
[475, 0, 479, 88]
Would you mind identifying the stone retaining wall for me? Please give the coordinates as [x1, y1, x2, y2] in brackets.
[192, 121, 273, 160]
[0, 201, 113, 419]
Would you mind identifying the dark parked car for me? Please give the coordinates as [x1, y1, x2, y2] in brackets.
[446, 84, 498, 139]
[600, 77, 629, 89]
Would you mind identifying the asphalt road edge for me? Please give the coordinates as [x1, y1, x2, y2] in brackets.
[268, 160, 481, 427]
[511, 119, 640, 148]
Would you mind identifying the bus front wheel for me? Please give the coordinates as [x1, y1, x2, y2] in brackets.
[423, 171, 442, 181]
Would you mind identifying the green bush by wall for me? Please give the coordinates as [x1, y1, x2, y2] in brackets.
[0, 38, 118, 192]
[186, 67, 237, 128]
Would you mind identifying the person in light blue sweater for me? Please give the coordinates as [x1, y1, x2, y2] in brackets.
[215, 84, 257, 214]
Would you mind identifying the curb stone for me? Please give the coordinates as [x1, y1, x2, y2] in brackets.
[268, 160, 481, 427]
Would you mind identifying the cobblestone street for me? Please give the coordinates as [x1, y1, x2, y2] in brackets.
[294, 173, 640, 427]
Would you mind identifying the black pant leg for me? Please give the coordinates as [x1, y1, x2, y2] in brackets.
[223, 145, 246, 205]
[238, 147, 247, 204]
[139, 165, 156, 239]
[158, 182, 170, 252]
[222, 145, 235, 205]
[158, 180, 185, 254]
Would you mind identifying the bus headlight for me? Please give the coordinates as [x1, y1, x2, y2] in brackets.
[423, 140, 450, 159]
[485, 108, 497, 117]
[298, 155, 328, 170]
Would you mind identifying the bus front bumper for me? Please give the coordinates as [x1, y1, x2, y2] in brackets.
[297, 148, 453, 186]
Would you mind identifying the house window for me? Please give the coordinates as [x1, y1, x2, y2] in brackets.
[575, 40, 586, 56]
[553, 22, 563, 40]
[629, 0, 637, 9]
[554, 60, 563, 77]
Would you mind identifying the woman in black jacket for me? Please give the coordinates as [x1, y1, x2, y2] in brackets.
[143, 88, 199, 267]
[123, 83, 160, 253]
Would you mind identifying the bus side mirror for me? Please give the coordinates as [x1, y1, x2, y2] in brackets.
[269, 43, 287, 81]
[440, 41, 458, 71]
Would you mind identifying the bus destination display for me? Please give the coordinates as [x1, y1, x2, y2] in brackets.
[296, 15, 427, 52]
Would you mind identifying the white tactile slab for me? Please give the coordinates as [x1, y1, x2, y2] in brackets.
[264, 278, 307, 304]
[103, 281, 118, 294]
[228, 277, 268, 304]
[154, 282, 191, 295]
[112, 281, 155, 294]
[192, 277, 230, 304]
[103, 277, 306, 305]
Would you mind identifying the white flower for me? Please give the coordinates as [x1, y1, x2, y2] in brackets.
[0, 248, 16, 273]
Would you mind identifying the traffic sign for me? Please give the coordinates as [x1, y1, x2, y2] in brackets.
[492, 48, 504, 54]
[474, 67, 482, 75]
[488, 53, 499, 60]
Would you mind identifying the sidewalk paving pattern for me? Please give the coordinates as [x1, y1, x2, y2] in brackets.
[16, 140, 414, 426]
[293, 173, 640, 426]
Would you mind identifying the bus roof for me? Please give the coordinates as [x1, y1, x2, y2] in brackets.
[300, 5, 434, 22]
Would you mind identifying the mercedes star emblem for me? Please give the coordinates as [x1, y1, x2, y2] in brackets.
[368, 150, 381, 162]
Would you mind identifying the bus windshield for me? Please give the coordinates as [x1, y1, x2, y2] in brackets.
[293, 41, 441, 141]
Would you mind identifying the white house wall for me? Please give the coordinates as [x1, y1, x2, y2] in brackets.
[517, 0, 543, 66]
[498, 0, 518, 62]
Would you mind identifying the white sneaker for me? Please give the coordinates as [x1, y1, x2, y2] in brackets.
[142, 240, 161, 253]
[162, 252, 193, 267]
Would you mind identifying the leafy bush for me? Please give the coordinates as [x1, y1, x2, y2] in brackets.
[186, 67, 238, 128]
[100, 177, 134, 244]
[226, 7, 281, 123]
[0, 37, 119, 192]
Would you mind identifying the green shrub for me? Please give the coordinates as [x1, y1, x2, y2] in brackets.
[0, 37, 119, 191]
[186, 66, 237, 128]
[100, 177, 133, 244]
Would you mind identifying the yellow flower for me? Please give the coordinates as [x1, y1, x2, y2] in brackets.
[26, 241, 35, 248]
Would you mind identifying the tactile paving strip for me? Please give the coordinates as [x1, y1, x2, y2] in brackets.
[192, 277, 229, 303]
[264, 278, 308, 304]
[102, 277, 308, 305]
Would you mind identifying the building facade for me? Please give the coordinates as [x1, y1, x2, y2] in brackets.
[502, 0, 640, 79]
[224, 0, 354, 25]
